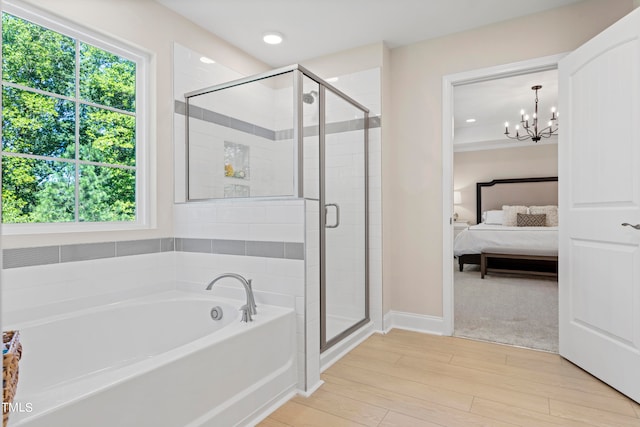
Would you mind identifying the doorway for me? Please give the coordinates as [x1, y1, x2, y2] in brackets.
[442, 54, 565, 347]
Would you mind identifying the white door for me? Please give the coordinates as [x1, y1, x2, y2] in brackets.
[559, 7, 640, 402]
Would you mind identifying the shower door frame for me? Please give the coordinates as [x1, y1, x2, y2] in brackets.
[184, 64, 370, 352]
[317, 82, 370, 352]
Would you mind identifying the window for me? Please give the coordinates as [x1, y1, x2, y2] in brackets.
[1, 3, 147, 230]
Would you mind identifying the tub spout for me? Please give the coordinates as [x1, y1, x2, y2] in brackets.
[205, 273, 257, 322]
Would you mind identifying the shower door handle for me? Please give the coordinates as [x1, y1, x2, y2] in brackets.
[325, 203, 340, 229]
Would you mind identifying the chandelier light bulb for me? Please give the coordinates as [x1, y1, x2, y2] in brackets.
[551, 106, 556, 113]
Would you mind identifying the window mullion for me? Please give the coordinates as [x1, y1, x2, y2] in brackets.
[74, 38, 80, 223]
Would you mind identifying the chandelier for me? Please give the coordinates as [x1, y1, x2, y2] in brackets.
[504, 85, 558, 142]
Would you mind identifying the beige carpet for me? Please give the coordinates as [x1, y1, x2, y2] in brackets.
[454, 264, 558, 352]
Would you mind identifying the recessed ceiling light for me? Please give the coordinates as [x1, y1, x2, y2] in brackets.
[326, 77, 339, 83]
[199, 56, 215, 64]
[466, 118, 476, 123]
[263, 32, 283, 45]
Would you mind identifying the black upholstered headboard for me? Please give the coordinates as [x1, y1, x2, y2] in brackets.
[476, 177, 558, 224]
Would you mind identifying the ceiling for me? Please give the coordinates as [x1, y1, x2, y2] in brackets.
[157, 0, 570, 151]
[155, 0, 583, 68]
[454, 69, 559, 150]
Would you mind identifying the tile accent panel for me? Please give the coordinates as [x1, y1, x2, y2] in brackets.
[3, 237, 304, 269]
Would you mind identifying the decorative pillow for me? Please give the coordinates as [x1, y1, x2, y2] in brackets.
[483, 210, 504, 225]
[529, 205, 558, 226]
[517, 213, 546, 227]
[502, 205, 528, 226]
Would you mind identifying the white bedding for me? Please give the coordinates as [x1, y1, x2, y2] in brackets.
[454, 223, 558, 256]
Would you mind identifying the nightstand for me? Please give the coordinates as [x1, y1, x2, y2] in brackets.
[453, 221, 469, 239]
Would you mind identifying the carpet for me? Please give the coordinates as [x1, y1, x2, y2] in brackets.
[454, 265, 559, 353]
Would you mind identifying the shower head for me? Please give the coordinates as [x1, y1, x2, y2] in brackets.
[302, 90, 318, 104]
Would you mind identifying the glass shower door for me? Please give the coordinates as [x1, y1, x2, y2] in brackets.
[321, 88, 368, 348]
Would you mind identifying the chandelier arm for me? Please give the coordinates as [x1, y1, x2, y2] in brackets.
[504, 84, 558, 143]
[539, 132, 556, 139]
[505, 133, 530, 141]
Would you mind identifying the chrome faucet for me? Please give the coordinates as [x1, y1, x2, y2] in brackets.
[205, 273, 257, 322]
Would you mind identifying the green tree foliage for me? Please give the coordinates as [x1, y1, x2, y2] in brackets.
[80, 43, 136, 112]
[2, 14, 75, 96]
[1, 12, 137, 224]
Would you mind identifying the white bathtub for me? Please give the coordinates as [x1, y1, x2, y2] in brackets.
[6, 290, 297, 427]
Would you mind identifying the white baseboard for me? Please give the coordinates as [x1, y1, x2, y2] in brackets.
[383, 310, 445, 335]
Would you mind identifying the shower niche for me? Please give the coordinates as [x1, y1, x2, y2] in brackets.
[185, 65, 369, 351]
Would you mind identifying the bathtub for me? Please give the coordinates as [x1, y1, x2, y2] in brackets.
[6, 290, 297, 427]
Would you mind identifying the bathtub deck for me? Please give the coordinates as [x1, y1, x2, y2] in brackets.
[260, 329, 640, 426]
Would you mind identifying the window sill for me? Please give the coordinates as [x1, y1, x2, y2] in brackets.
[1, 221, 150, 236]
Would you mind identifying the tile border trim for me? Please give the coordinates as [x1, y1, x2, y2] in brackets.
[175, 100, 381, 141]
[3, 237, 304, 269]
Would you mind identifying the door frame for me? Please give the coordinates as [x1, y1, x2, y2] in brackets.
[441, 53, 566, 335]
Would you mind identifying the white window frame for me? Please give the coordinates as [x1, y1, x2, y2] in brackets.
[0, 0, 150, 235]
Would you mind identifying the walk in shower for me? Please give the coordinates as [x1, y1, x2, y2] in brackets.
[184, 64, 369, 351]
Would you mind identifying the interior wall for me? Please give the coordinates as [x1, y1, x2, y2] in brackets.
[387, 0, 634, 317]
[4, 0, 269, 249]
[454, 144, 558, 224]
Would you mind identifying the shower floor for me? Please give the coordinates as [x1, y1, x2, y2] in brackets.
[326, 314, 362, 341]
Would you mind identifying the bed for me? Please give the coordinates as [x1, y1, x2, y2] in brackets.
[454, 177, 558, 275]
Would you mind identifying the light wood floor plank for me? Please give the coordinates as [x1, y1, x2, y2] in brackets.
[267, 400, 368, 427]
[339, 352, 550, 414]
[549, 399, 640, 427]
[322, 374, 516, 427]
[451, 354, 630, 401]
[378, 410, 445, 427]
[263, 331, 640, 426]
[376, 331, 509, 365]
[357, 336, 454, 363]
[507, 353, 593, 380]
[258, 417, 291, 427]
[291, 389, 388, 426]
[396, 353, 636, 417]
[470, 397, 590, 427]
[325, 361, 474, 412]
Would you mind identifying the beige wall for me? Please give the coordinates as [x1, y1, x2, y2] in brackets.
[301, 42, 386, 79]
[454, 144, 558, 224]
[5, 0, 269, 248]
[386, 0, 634, 316]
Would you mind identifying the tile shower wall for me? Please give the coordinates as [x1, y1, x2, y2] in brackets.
[184, 76, 295, 200]
[174, 43, 296, 201]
